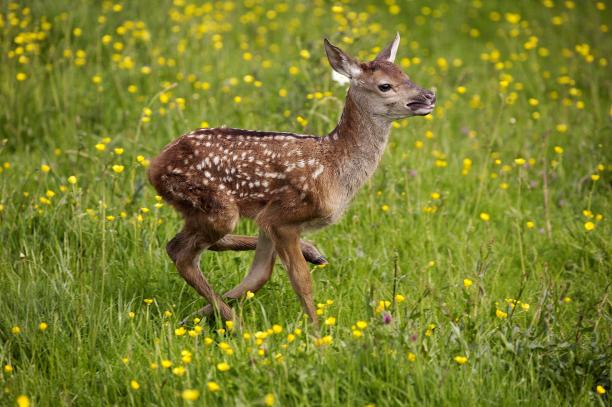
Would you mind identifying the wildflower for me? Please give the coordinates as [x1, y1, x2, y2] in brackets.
[596, 385, 606, 395]
[526, 221, 535, 229]
[216, 362, 230, 372]
[11, 326, 20, 335]
[463, 278, 473, 288]
[314, 335, 333, 347]
[68, 176, 77, 184]
[130, 380, 140, 390]
[272, 324, 283, 333]
[480, 212, 490, 222]
[40, 164, 51, 173]
[172, 366, 186, 376]
[264, 393, 276, 406]
[356, 321, 368, 330]
[4, 364, 13, 373]
[128, 311, 135, 318]
[112, 165, 124, 174]
[38, 322, 48, 331]
[175, 327, 186, 336]
[563, 296, 572, 303]
[182, 389, 200, 401]
[407, 352, 416, 362]
[95, 143, 106, 151]
[591, 174, 600, 181]
[207, 381, 221, 393]
[454, 356, 468, 365]
[496, 309, 508, 319]
[514, 158, 526, 165]
[554, 146, 564, 154]
[150, 363, 158, 369]
[431, 192, 441, 200]
[16, 395, 30, 407]
[246, 290, 255, 299]
[520, 303, 530, 311]
[324, 317, 336, 326]
[382, 313, 392, 324]
[556, 123, 568, 133]
[352, 329, 363, 338]
[161, 359, 172, 368]
[395, 294, 405, 303]
[143, 298, 153, 305]
[584, 222, 595, 231]
[225, 320, 234, 331]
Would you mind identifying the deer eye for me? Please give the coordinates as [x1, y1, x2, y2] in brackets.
[378, 83, 392, 92]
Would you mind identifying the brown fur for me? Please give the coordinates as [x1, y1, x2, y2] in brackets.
[148, 35, 435, 325]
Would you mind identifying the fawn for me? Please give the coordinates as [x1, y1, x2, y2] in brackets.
[148, 34, 435, 325]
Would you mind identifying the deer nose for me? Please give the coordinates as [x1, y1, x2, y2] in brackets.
[424, 91, 436, 104]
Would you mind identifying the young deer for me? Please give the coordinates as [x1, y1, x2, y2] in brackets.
[149, 34, 435, 325]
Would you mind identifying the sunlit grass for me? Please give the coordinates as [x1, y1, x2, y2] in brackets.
[0, 0, 610, 405]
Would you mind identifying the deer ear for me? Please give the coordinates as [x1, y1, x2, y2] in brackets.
[375, 33, 400, 63]
[324, 39, 362, 79]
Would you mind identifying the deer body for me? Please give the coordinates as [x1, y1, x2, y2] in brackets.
[149, 34, 435, 324]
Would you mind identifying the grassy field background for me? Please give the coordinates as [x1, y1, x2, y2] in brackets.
[1, 0, 611, 405]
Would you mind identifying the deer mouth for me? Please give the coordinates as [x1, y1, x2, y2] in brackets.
[406, 101, 435, 115]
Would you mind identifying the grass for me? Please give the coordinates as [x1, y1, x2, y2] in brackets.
[0, 0, 610, 405]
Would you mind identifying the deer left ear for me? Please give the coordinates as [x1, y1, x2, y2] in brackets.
[375, 33, 400, 63]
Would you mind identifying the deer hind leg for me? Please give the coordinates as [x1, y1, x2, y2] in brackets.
[182, 230, 277, 322]
[210, 234, 327, 265]
[268, 225, 318, 326]
[168, 211, 236, 322]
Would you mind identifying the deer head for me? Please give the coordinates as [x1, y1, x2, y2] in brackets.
[324, 33, 436, 119]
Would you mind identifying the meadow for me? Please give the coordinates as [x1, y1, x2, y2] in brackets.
[1, 0, 611, 405]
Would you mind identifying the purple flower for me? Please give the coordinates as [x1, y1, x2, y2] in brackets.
[382, 312, 392, 325]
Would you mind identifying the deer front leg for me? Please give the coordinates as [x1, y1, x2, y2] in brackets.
[209, 235, 327, 265]
[181, 231, 276, 324]
[269, 225, 318, 326]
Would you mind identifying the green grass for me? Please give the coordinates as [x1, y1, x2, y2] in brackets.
[1, 0, 611, 405]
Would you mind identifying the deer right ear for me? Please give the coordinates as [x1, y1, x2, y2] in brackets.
[324, 39, 362, 79]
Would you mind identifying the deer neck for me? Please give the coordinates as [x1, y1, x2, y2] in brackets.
[326, 88, 392, 200]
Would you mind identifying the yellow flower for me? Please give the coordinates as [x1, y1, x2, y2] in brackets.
[454, 356, 468, 365]
[554, 146, 564, 154]
[130, 380, 140, 390]
[496, 309, 508, 319]
[143, 298, 153, 304]
[584, 221, 595, 231]
[11, 326, 20, 335]
[41, 164, 51, 173]
[272, 324, 283, 334]
[356, 321, 368, 330]
[216, 362, 230, 372]
[407, 352, 416, 362]
[591, 174, 600, 181]
[514, 158, 526, 165]
[68, 175, 77, 184]
[352, 329, 363, 338]
[526, 221, 535, 229]
[95, 143, 106, 151]
[395, 294, 405, 303]
[563, 296, 572, 303]
[4, 364, 14, 373]
[161, 359, 172, 368]
[556, 123, 568, 133]
[520, 303, 530, 311]
[92, 75, 102, 84]
[38, 322, 48, 331]
[288, 66, 300, 75]
[431, 192, 441, 200]
[16, 395, 30, 407]
[324, 317, 336, 326]
[207, 381, 221, 392]
[264, 393, 276, 406]
[463, 278, 473, 288]
[182, 389, 200, 401]
[596, 385, 606, 395]
[246, 290, 255, 299]
[128, 311, 135, 318]
[172, 366, 186, 376]
[175, 327, 186, 336]
[479, 212, 490, 222]
[114, 148, 124, 155]
[16, 72, 27, 81]
[112, 165, 124, 174]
